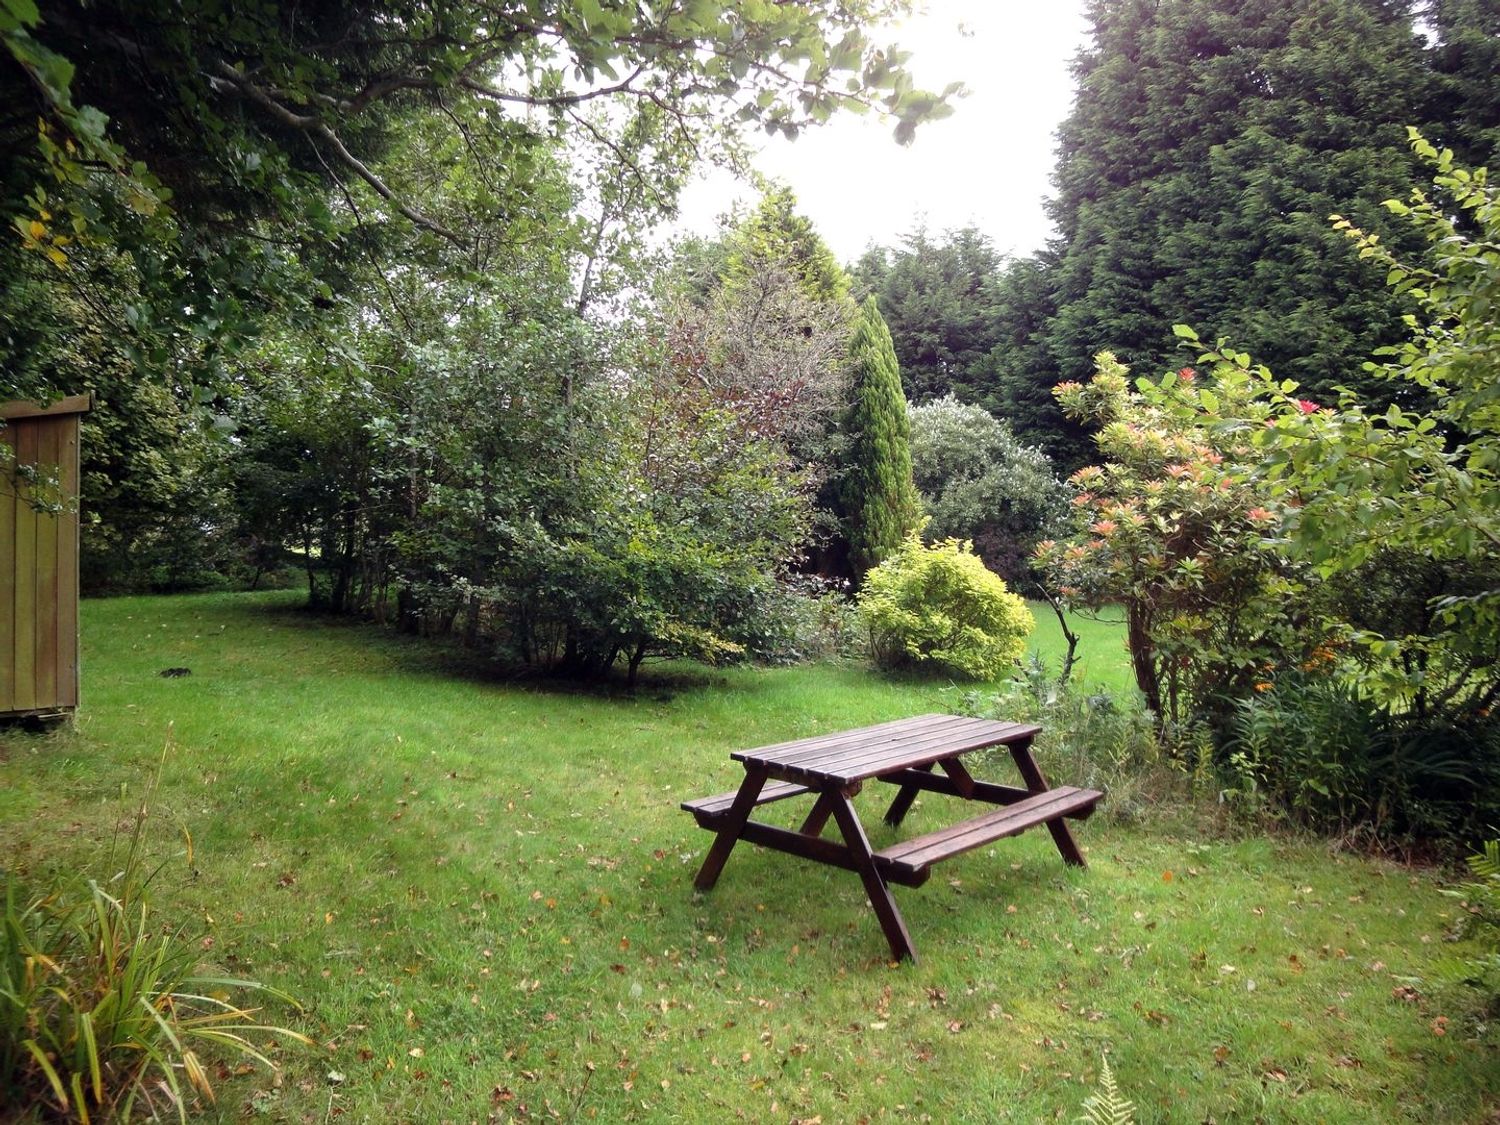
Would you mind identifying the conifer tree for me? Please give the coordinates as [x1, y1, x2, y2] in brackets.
[722, 187, 854, 310]
[850, 225, 1005, 407]
[841, 296, 921, 578]
[985, 0, 1498, 469]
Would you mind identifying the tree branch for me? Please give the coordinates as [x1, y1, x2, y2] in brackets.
[213, 62, 465, 247]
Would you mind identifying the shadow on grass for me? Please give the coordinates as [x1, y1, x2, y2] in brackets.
[241, 591, 736, 702]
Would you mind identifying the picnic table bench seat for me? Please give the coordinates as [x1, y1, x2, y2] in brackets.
[682, 779, 813, 827]
[872, 784, 1101, 879]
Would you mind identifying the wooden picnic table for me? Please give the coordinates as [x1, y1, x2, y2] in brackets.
[682, 713, 1102, 963]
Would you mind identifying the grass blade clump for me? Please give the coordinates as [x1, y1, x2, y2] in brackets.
[0, 733, 309, 1121]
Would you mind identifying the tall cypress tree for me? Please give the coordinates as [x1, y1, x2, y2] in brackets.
[841, 296, 921, 578]
[987, 0, 1498, 470]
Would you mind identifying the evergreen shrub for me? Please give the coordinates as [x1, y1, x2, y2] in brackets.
[858, 535, 1033, 680]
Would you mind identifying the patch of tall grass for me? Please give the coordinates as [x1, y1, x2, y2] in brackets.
[0, 739, 308, 1122]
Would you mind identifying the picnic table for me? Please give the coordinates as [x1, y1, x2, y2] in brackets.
[682, 713, 1102, 963]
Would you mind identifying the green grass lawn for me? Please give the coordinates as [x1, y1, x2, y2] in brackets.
[2, 592, 1496, 1122]
[1025, 600, 1135, 696]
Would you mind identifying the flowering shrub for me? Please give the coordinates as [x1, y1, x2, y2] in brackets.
[859, 535, 1034, 680]
[1034, 352, 1327, 737]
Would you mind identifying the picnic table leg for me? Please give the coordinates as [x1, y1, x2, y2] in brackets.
[799, 791, 839, 837]
[882, 762, 933, 827]
[692, 765, 769, 891]
[1008, 739, 1088, 868]
[828, 789, 918, 964]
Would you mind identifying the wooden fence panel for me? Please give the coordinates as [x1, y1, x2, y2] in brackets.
[2, 396, 87, 716]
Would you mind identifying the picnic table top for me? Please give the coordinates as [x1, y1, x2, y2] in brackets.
[730, 713, 1042, 786]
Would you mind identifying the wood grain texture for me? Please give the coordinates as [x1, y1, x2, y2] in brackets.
[11, 420, 38, 712]
[875, 786, 1102, 876]
[2, 404, 86, 715]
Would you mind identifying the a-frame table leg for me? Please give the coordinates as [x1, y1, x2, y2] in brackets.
[799, 790, 839, 837]
[693, 765, 769, 890]
[882, 762, 933, 827]
[828, 788, 918, 963]
[1008, 739, 1087, 868]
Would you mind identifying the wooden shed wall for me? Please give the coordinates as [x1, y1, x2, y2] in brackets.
[1, 398, 86, 716]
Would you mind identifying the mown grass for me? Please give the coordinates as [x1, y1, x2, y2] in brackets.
[1, 591, 1496, 1123]
[1025, 600, 1136, 697]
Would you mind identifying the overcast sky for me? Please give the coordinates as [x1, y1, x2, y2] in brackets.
[674, 1, 1092, 264]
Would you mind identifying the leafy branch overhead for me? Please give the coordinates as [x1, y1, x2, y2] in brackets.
[2, 0, 959, 256]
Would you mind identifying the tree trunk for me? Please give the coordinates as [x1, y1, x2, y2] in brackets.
[1127, 599, 1163, 723]
[627, 639, 648, 689]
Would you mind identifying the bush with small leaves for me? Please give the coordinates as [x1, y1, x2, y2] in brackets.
[858, 535, 1033, 680]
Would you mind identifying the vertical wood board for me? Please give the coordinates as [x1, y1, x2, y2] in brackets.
[10, 421, 38, 712]
[33, 418, 63, 706]
[0, 444, 14, 713]
[57, 418, 79, 707]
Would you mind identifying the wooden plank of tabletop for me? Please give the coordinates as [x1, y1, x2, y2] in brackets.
[750, 721, 1042, 785]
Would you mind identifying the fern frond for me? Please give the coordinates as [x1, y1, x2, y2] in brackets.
[1468, 839, 1499, 880]
[1077, 1054, 1136, 1125]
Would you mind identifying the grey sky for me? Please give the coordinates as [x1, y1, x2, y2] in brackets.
[675, 1, 1092, 263]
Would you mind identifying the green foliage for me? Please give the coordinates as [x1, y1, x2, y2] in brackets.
[859, 534, 1034, 680]
[967, 658, 1166, 823]
[665, 191, 855, 461]
[907, 394, 1068, 583]
[1436, 840, 1500, 1005]
[1224, 675, 1500, 846]
[722, 187, 855, 312]
[2, 0, 956, 412]
[500, 386, 812, 685]
[841, 296, 920, 577]
[1167, 137, 1500, 721]
[1035, 352, 1323, 735]
[981, 0, 1500, 465]
[1045, 0, 1442, 398]
[753, 576, 865, 666]
[0, 760, 306, 1122]
[1076, 1055, 1136, 1125]
[850, 224, 1005, 406]
[1426, 0, 1500, 161]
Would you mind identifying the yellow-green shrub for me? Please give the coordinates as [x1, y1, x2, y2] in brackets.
[858, 535, 1034, 680]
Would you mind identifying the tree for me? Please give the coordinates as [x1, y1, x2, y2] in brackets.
[2, 0, 958, 403]
[850, 224, 1006, 406]
[840, 296, 920, 578]
[1223, 134, 1500, 716]
[1425, 0, 1500, 164]
[983, 253, 1096, 471]
[723, 187, 855, 311]
[662, 189, 860, 575]
[907, 395, 1067, 584]
[988, 0, 1499, 467]
[1035, 354, 1323, 734]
